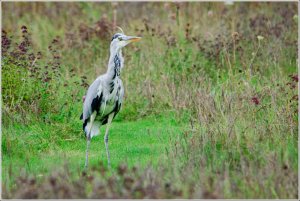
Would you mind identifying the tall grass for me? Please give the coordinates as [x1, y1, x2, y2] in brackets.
[2, 2, 298, 198]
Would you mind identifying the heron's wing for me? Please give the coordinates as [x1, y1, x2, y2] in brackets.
[82, 76, 104, 122]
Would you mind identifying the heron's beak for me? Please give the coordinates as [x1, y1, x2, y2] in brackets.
[124, 36, 142, 43]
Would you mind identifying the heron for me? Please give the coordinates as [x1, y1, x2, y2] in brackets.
[80, 28, 141, 169]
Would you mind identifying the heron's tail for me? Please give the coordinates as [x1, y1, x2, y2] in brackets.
[84, 121, 101, 138]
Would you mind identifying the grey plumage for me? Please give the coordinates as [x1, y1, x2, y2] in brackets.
[82, 75, 124, 137]
[81, 32, 141, 169]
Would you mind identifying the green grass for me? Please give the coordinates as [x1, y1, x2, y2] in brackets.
[2, 113, 186, 189]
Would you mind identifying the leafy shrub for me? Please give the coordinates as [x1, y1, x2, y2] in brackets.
[2, 26, 87, 124]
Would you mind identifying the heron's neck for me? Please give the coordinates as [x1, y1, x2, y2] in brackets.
[107, 49, 123, 80]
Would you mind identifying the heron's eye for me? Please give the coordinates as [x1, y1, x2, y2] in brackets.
[118, 37, 123, 41]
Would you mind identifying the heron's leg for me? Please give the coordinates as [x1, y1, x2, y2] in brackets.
[85, 136, 91, 169]
[104, 113, 114, 168]
[85, 112, 96, 169]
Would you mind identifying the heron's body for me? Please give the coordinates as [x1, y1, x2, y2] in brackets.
[81, 31, 141, 169]
[82, 74, 124, 138]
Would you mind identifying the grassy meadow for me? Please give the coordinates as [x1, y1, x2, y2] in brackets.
[1, 2, 298, 198]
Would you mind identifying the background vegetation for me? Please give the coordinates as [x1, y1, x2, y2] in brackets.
[2, 2, 298, 198]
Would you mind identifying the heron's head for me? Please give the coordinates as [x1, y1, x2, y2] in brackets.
[110, 33, 141, 51]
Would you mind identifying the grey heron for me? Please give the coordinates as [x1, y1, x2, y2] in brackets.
[80, 29, 141, 169]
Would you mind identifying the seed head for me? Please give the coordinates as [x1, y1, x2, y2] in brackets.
[251, 97, 260, 105]
[257, 35, 264, 41]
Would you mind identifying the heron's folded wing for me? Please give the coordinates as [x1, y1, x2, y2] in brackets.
[82, 77, 104, 121]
